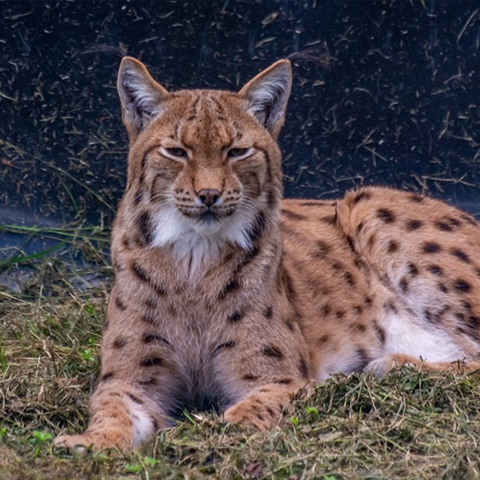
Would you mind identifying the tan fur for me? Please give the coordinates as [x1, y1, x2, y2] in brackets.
[55, 57, 480, 451]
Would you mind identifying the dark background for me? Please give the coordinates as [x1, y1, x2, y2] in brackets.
[1, 0, 480, 262]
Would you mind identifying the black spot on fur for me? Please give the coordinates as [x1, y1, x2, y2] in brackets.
[143, 333, 170, 345]
[335, 310, 346, 319]
[344, 271, 356, 287]
[427, 264, 443, 275]
[317, 334, 330, 346]
[364, 296, 373, 308]
[138, 377, 158, 387]
[299, 357, 309, 379]
[115, 296, 126, 311]
[462, 301, 472, 311]
[276, 378, 292, 385]
[408, 263, 419, 277]
[139, 357, 163, 367]
[438, 283, 448, 293]
[228, 310, 244, 322]
[451, 248, 470, 263]
[373, 320, 386, 344]
[283, 268, 297, 302]
[377, 209, 395, 223]
[353, 305, 363, 315]
[246, 211, 267, 246]
[112, 338, 128, 349]
[356, 222, 364, 233]
[454, 279, 472, 293]
[141, 312, 157, 324]
[410, 194, 424, 203]
[242, 374, 259, 381]
[281, 209, 307, 221]
[346, 236, 355, 252]
[263, 345, 284, 359]
[313, 240, 331, 259]
[101, 372, 114, 382]
[384, 300, 397, 313]
[213, 340, 236, 354]
[399, 277, 409, 294]
[219, 278, 240, 299]
[127, 393, 144, 404]
[406, 219, 423, 231]
[285, 319, 294, 331]
[353, 190, 372, 204]
[264, 306, 273, 319]
[131, 261, 167, 296]
[321, 304, 332, 316]
[422, 242, 442, 254]
[435, 220, 453, 232]
[103, 319, 110, 331]
[446, 217, 461, 228]
[387, 240, 399, 253]
[137, 211, 153, 246]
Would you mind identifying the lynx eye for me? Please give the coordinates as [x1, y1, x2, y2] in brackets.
[162, 147, 188, 159]
[227, 148, 251, 160]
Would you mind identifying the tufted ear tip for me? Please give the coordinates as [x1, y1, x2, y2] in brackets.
[239, 60, 293, 138]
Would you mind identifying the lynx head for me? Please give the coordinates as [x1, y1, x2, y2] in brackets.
[116, 56, 292, 271]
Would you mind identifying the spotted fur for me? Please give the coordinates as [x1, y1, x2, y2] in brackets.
[56, 57, 480, 451]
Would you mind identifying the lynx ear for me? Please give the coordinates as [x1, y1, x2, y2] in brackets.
[117, 57, 170, 143]
[239, 60, 292, 138]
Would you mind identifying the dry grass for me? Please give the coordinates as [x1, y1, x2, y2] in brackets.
[1, 261, 480, 480]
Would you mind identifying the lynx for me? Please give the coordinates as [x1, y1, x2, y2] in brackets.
[56, 56, 480, 451]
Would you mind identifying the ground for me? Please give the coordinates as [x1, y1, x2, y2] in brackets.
[1, 254, 480, 480]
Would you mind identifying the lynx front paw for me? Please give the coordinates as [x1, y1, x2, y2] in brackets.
[224, 392, 287, 431]
[54, 428, 132, 452]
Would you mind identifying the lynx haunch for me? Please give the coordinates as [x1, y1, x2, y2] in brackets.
[56, 56, 480, 450]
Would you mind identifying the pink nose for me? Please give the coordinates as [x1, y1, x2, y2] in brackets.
[197, 189, 221, 207]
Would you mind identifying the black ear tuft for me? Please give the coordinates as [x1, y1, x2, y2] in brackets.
[239, 60, 292, 138]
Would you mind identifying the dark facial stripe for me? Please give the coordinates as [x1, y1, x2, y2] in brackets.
[137, 211, 154, 246]
[246, 211, 267, 246]
[253, 143, 274, 186]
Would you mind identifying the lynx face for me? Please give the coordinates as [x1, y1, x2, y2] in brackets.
[117, 59, 291, 272]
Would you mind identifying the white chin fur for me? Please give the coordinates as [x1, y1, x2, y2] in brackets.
[150, 205, 258, 277]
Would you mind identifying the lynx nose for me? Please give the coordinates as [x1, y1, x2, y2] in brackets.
[197, 189, 221, 207]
